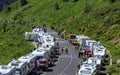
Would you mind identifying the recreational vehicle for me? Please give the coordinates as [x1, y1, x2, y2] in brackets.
[78, 64, 96, 75]
[8, 59, 27, 75]
[24, 32, 38, 41]
[18, 54, 36, 73]
[0, 65, 16, 75]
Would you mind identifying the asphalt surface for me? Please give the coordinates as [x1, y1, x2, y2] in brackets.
[42, 29, 81, 75]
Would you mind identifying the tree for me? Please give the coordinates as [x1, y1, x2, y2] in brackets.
[106, 65, 120, 75]
[84, 3, 91, 13]
[72, 0, 79, 2]
[20, 0, 27, 6]
[54, 3, 59, 10]
[63, 0, 69, 2]
[109, 0, 116, 3]
[4, 6, 11, 12]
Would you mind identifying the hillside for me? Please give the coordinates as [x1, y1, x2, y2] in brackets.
[0, 22, 33, 64]
[0, 0, 120, 74]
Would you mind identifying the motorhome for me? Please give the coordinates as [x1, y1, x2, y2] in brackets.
[24, 32, 38, 42]
[41, 43, 53, 55]
[18, 54, 36, 73]
[41, 43, 59, 61]
[43, 34, 54, 42]
[32, 49, 50, 70]
[76, 35, 90, 46]
[0, 65, 16, 75]
[93, 44, 106, 56]
[8, 59, 27, 75]
[31, 49, 50, 60]
[87, 55, 103, 65]
[78, 64, 96, 75]
[85, 40, 97, 48]
[84, 40, 98, 55]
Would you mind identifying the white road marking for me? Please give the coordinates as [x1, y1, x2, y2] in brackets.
[60, 46, 73, 75]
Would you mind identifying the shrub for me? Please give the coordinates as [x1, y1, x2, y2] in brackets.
[20, 0, 27, 6]
[3, 6, 11, 13]
[109, 0, 116, 3]
[63, 0, 69, 2]
[54, 3, 59, 10]
[72, 0, 79, 2]
[84, 3, 92, 13]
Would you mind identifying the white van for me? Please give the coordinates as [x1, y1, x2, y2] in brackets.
[93, 44, 106, 56]
[32, 49, 50, 60]
[85, 40, 98, 51]
[8, 59, 27, 75]
[76, 35, 90, 46]
[0, 65, 16, 75]
[18, 54, 36, 73]
[24, 32, 38, 41]
[78, 64, 96, 75]
[87, 55, 103, 65]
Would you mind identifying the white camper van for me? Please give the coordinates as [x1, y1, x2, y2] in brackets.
[8, 59, 27, 75]
[93, 44, 106, 56]
[0, 65, 16, 75]
[76, 35, 90, 46]
[18, 54, 36, 73]
[32, 49, 49, 60]
[78, 64, 96, 75]
[85, 40, 98, 51]
[24, 32, 38, 41]
[87, 55, 103, 65]
[31, 49, 50, 70]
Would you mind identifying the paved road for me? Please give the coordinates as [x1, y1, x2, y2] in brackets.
[43, 29, 80, 75]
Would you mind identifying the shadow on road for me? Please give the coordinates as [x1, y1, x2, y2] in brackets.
[43, 68, 53, 72]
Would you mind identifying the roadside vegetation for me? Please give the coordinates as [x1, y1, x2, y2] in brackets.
[0, 0, 120, 74]
[0, 22, 33, 65]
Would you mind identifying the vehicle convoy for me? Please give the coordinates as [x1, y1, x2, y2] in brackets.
[76, 34, 106, 75]
[0, 65, 16, 75]
[8, 59, 28, 75]
[0, 26, 62, 75]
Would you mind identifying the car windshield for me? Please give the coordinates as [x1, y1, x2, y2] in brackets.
[39, 61, 46, 64]
[80, 70, 91, 74]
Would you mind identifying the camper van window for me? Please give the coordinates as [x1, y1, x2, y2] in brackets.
[16, 69, 21, 74]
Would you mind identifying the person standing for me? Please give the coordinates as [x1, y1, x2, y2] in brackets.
[65, 47, 68, 54]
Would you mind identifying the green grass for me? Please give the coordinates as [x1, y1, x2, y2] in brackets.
[0, 23, 34, 65]
[0, 0, 120, 72]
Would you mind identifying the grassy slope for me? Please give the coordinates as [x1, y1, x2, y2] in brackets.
[0, 23, 33, 65]
[0, 0, 120, 66]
